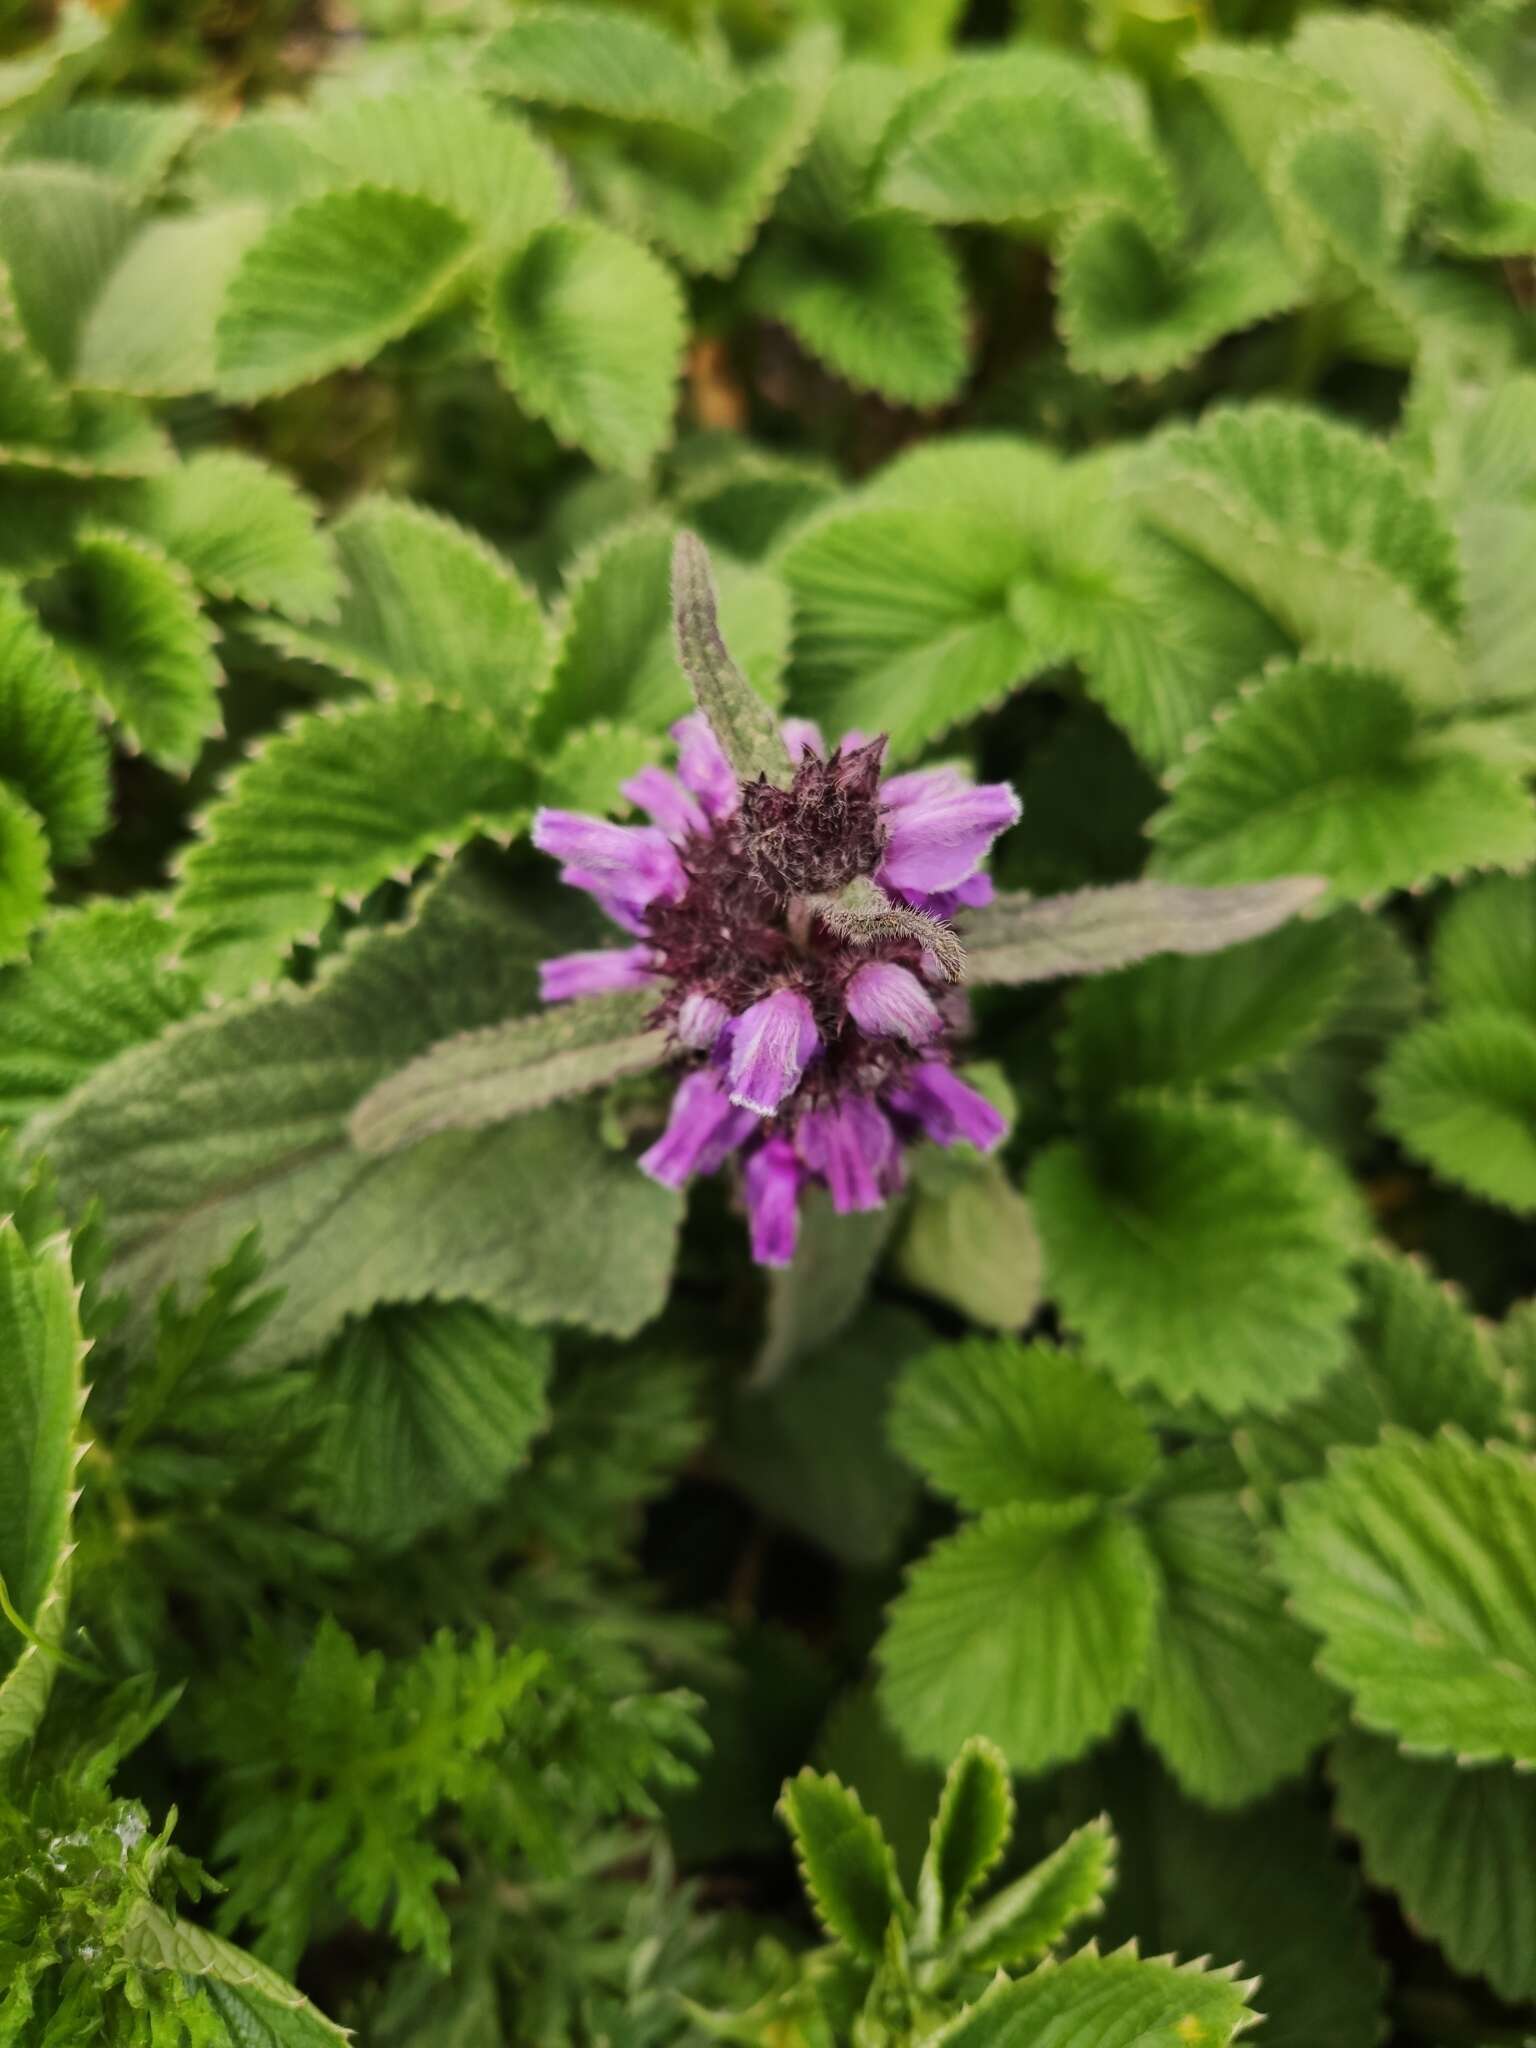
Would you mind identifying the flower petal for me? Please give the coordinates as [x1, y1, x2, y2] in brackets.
[675, 990, 731, 1051]
[639, 1069, 757, 1190]
[671, 712, 740, 819]
[533, 809, 688, 908]
[539, 945, 655, 1003]
[727, 988, 819, 1115]
[782, 717, 825, 762]
[744, 1134, 803, 1267]
[845, 961, 942, 1045]
[879, 763, 972, 811]
[879, 782, 1021, 893]
[621, 765, 708, 843]
[796, 1097, 896, 1213]
[886, 1062, 1006, 1151]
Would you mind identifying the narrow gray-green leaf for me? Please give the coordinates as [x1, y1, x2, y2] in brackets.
[671, 530, 792, 788]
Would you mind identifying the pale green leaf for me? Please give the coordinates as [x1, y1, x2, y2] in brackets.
[0, 1224, 85, 1761]
[1148, 662, 1536, 906]
[894, 1153, 1042, 1333]
[120, 1905, 350, 2044]
[952, 1817, 1115, 1971]
[0, 783, 49, 965]
[1376, 1008, 1536, 1215]
[215, 185, 477, 402]
[0, 4, 108, 119]
[0, 898, 203, 1129]
[1030, 1096, 1361, 1414]
[1331, 1728, 1536, 2003]
[56, 526, 222, 770]
[5, 98, 203, 191]
[349, 990, 667, 1153]
[0, 164, 137, 375]
[480, 5, 728, 128]
[888, 1339, 1156, 1515]
[249, 494, 549, 719]
[916, 1736, 1014, 1949]
[777, 1768, 906, 1961]
[35, 856, 681, 1360]
[1433, 871, 1536, 1020]
[308, 1301, 551, 1550]
[75, 207, 269, 398]
[932, 1946, 1256, 2048]
[0, 584, 109, 866]
[539, 722, 662, 811]
[963, 876, 1327, 988]
[1275, 1428, 1536, 1763]
[1290, 12, 1493, 184]
[671, 530, 791, 788]
[878, 1500, 1157, 1769]
[171, 694, 534, 995]
[1136, 1490, 1337, 1807]
[483, 219, 685, 476]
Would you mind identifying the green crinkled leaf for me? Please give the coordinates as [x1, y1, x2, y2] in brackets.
[1290, 12, 1493, 184]
[932, 1947, 1256, 2048]
[249, 494, 549, 720]
[879, 1499, 1157, 1770]
[0, 163, 137, 376]
[952, 1817, 1116, 1972]
[0, 1223, 85, 1762]
[108, 451, 342, 621]
[888, 1339, 1156, 1515]
[1280, 114, 1407, 278]
[537, 517, 788, 742]
[0, 782, 49, 964]
[894, 1153, 1042, 1333]
[1331, 1728, 1536, 2003]
[0, 3, 108, 118]
[1030, 1095, 1361, 1415]
[962, 876, 1326, 989]
[0, 264, 71, 449]
[350, 990, 668, 1153]
[0, 388, 170, 482]
[747, 215, 967, 408]
[483, 219, 685, 476]
[1061, 912, 1356, 1100]
[5, 98, 203, 190]
[0, 898, 204, 1129]
[1148, 662, 1536, 906]
[307, 1300, 552, 1550]
[1432, 870, 1536, 1020]
[55, 525, 222, 770]
[1136, 1489, 1337, 1807]
[1274, 1429, 1536, 1764]
[1427, 374, 1536, 699]
[539, 722, 661, 811]
[171, 694, 535, 995]
[75, 206, 269, 398]
[778, 1768, 906, 1962]
[0, 583, 109, 866]
[215, 185, 477, 402]
[1376, 1008, 1536, 1215]
[480, 4, 728, 129]
[916, 1736, 1013, 1949]
[35, 855, 681, 1361]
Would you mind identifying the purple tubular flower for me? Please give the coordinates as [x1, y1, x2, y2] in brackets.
[540, 945, 655, 1003]
[671, 714, 740, 819]
[879, 763, 972, 811]
[728, 989, 819, 1115]
[744, 1135, 803, 1266]
[880, 781, 1022, 894]
[888, 1061, 1007, 1152]
[797, 1098, 896, 1213]
[900, 872, 994, 921]
[639, 1069, 758, 1189]
[675, 990, 731, 1051]
[782, 718, 825, 762]
[532, 810, 688, 918]
[845, 961, 941, 1045]
[621, 766, 707, 843]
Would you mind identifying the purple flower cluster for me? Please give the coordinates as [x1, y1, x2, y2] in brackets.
[533, 716, 1020, 1267]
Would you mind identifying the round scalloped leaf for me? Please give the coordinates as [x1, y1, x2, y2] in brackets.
[887, 1338, 1156, 1514]
[539, 722, 662, 811]
[308, 1301, 552, 1551]
[215, 185, 477, 402]
[6, 98, 203, 190]
[171, 694, 535, 995]
[1136, 1490, 1338, 1808]
[1376, 1008, 1536, 1214]
[111, 451, 341, 621]
[0, 782, 49, 965]
[1331, 1729, 1536, 2003]
[483, 219, 685, 476]
[0, 587, 109, 866]
[479, 5, 728, 129]
[0, 163, 137, 376]
[747, 216, 967, 408]
[1029, 1096, 1361, 1415]
[0, 1223, 85, 1762]
[1432, 871, 1536, 1020]
[1148, 662, 1536, 905]
[0, 898, 204, 1129]
[248, 494, 548, 718]
[1275, 1430, 1536, 1764]
[75, 207, 269, 399]
[878, 1499, 1157, 1769]
[58, 527, 221, 771]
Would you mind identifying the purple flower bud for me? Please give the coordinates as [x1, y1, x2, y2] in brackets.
[621, 765, 707, 843]
[727, 989, 819, 1115]
[639, 1069, 758, 1190]
[880, 782, 1021, 894]
[887, 1061, 1006, 1152]
[540, 945, 656, 1003]
[533, 810, 689, 912]
[744, 1135, 802, 1267]
[671, 713, 740, 819]
[782, 718, 825, 762]
[797, 1097, 896, 1213]
[845, 961, 942, 1045]
[675, 990, 731, 1051]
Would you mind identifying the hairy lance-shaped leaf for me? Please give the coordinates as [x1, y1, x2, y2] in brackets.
[350, 991, 668, 1154]
[778, 1769, 907, 1962]
[962, 875, 1325, 987]
[671, 531, 792, 786]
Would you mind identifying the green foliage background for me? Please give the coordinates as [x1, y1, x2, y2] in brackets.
[2, 0, 1536, 2041]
